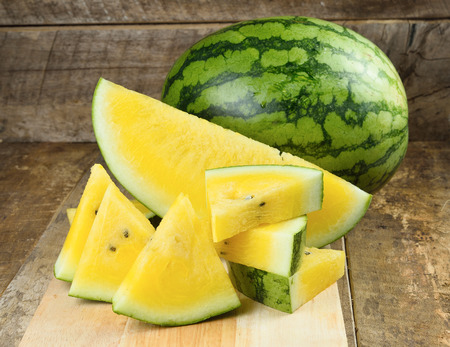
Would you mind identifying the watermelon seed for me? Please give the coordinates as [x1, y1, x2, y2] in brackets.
[304, 250, 311, 255]
[123, 229, 129, 238]
[94, 210, 98, 215]
[259, 202, 266, 207]
[244, 195, 254, 200]
[109, 246, 116, 252]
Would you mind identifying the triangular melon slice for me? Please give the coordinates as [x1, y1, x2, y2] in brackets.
[215, 216, 307, 277]
[92, 78, 372, 248]
[206, 165, 322, 242]
[228, 247, 345, 313]
[54, 164, 113, 282]
[112, 194, 241, 326]
[69, 183, 155, 302]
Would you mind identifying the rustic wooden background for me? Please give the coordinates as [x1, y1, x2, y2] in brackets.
[0, 1, 449, 346]
[1, 1, 449, 142]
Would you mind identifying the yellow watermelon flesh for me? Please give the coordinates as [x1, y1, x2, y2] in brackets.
[92, 78, 372, 248]
[206, 165, 322, 242]
[215, 216, 307, 277]
[69, 182, 155, 302]
[54, 164, 112, 282]
[112, 194, 241, 326]
[66, 198, 154, 224]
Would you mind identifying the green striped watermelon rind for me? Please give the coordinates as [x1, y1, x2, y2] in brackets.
[162, 16, 408, 193]
[228, 261, 294, 313]
[290, 221, 306, 276]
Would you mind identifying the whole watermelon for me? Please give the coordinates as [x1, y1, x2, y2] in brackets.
[162, 16, 408, 193]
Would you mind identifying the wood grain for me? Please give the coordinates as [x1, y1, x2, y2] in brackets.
[19, 278, 347, 347]
[20, 280, 129, 346]
[0, 151, 99, 346]
[0, 21, 448, 143]
[0, 143, 99, 296]
[0, 0, 449, 25]
[346, 141, 450, 347]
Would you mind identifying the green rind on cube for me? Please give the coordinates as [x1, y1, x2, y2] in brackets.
[228, 262, 293, 313]
[290, 227, 306, 276]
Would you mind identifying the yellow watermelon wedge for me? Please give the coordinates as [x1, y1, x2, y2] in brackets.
[206, 164, 322, 242]
[69, 183, 155, 302]
[112, 194, 240, 326]
[92, 78, 371, 247]
[54, 164, 112, 282]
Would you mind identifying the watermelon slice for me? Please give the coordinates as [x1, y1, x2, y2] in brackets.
[69, 183, 155, 302]
[112, 194, 241, 326]
[54, 164, 112, 282]
[206, 165, 322, 242]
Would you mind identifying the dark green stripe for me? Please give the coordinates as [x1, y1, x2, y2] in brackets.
[289, 225, 306, 276]
[163, 17, 400, 103]
[228, 261, 292, 313]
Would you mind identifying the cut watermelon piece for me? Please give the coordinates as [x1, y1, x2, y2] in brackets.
[215, 216, 307, 277]
[228, 247, 345, 313]
[68, 183, 155, 302]
[92, 78, 372, 247]
[206, 165, 322, 242]
[54, 164, 113, 282]
[112, 194, 240, 326]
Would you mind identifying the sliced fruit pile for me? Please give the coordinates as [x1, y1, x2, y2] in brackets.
[59, 167, 241, 325]
[54, 78, 372, 326]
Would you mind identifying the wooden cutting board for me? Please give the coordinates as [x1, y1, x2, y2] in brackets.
[19, 275, 347, 346]
[16, 162, 348, 346]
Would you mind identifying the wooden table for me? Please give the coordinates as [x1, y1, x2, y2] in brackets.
[0, 1, 449, 346]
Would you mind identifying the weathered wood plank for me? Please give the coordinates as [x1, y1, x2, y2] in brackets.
[331, 238, 357, 347]
[19, 278, 347, 347]
[0, 21, 448, 143]
[0, 143, 99, 296]
[0, 0, 449, 26]
[346, 141, 450, 346]
[0, 146, 103, 346]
